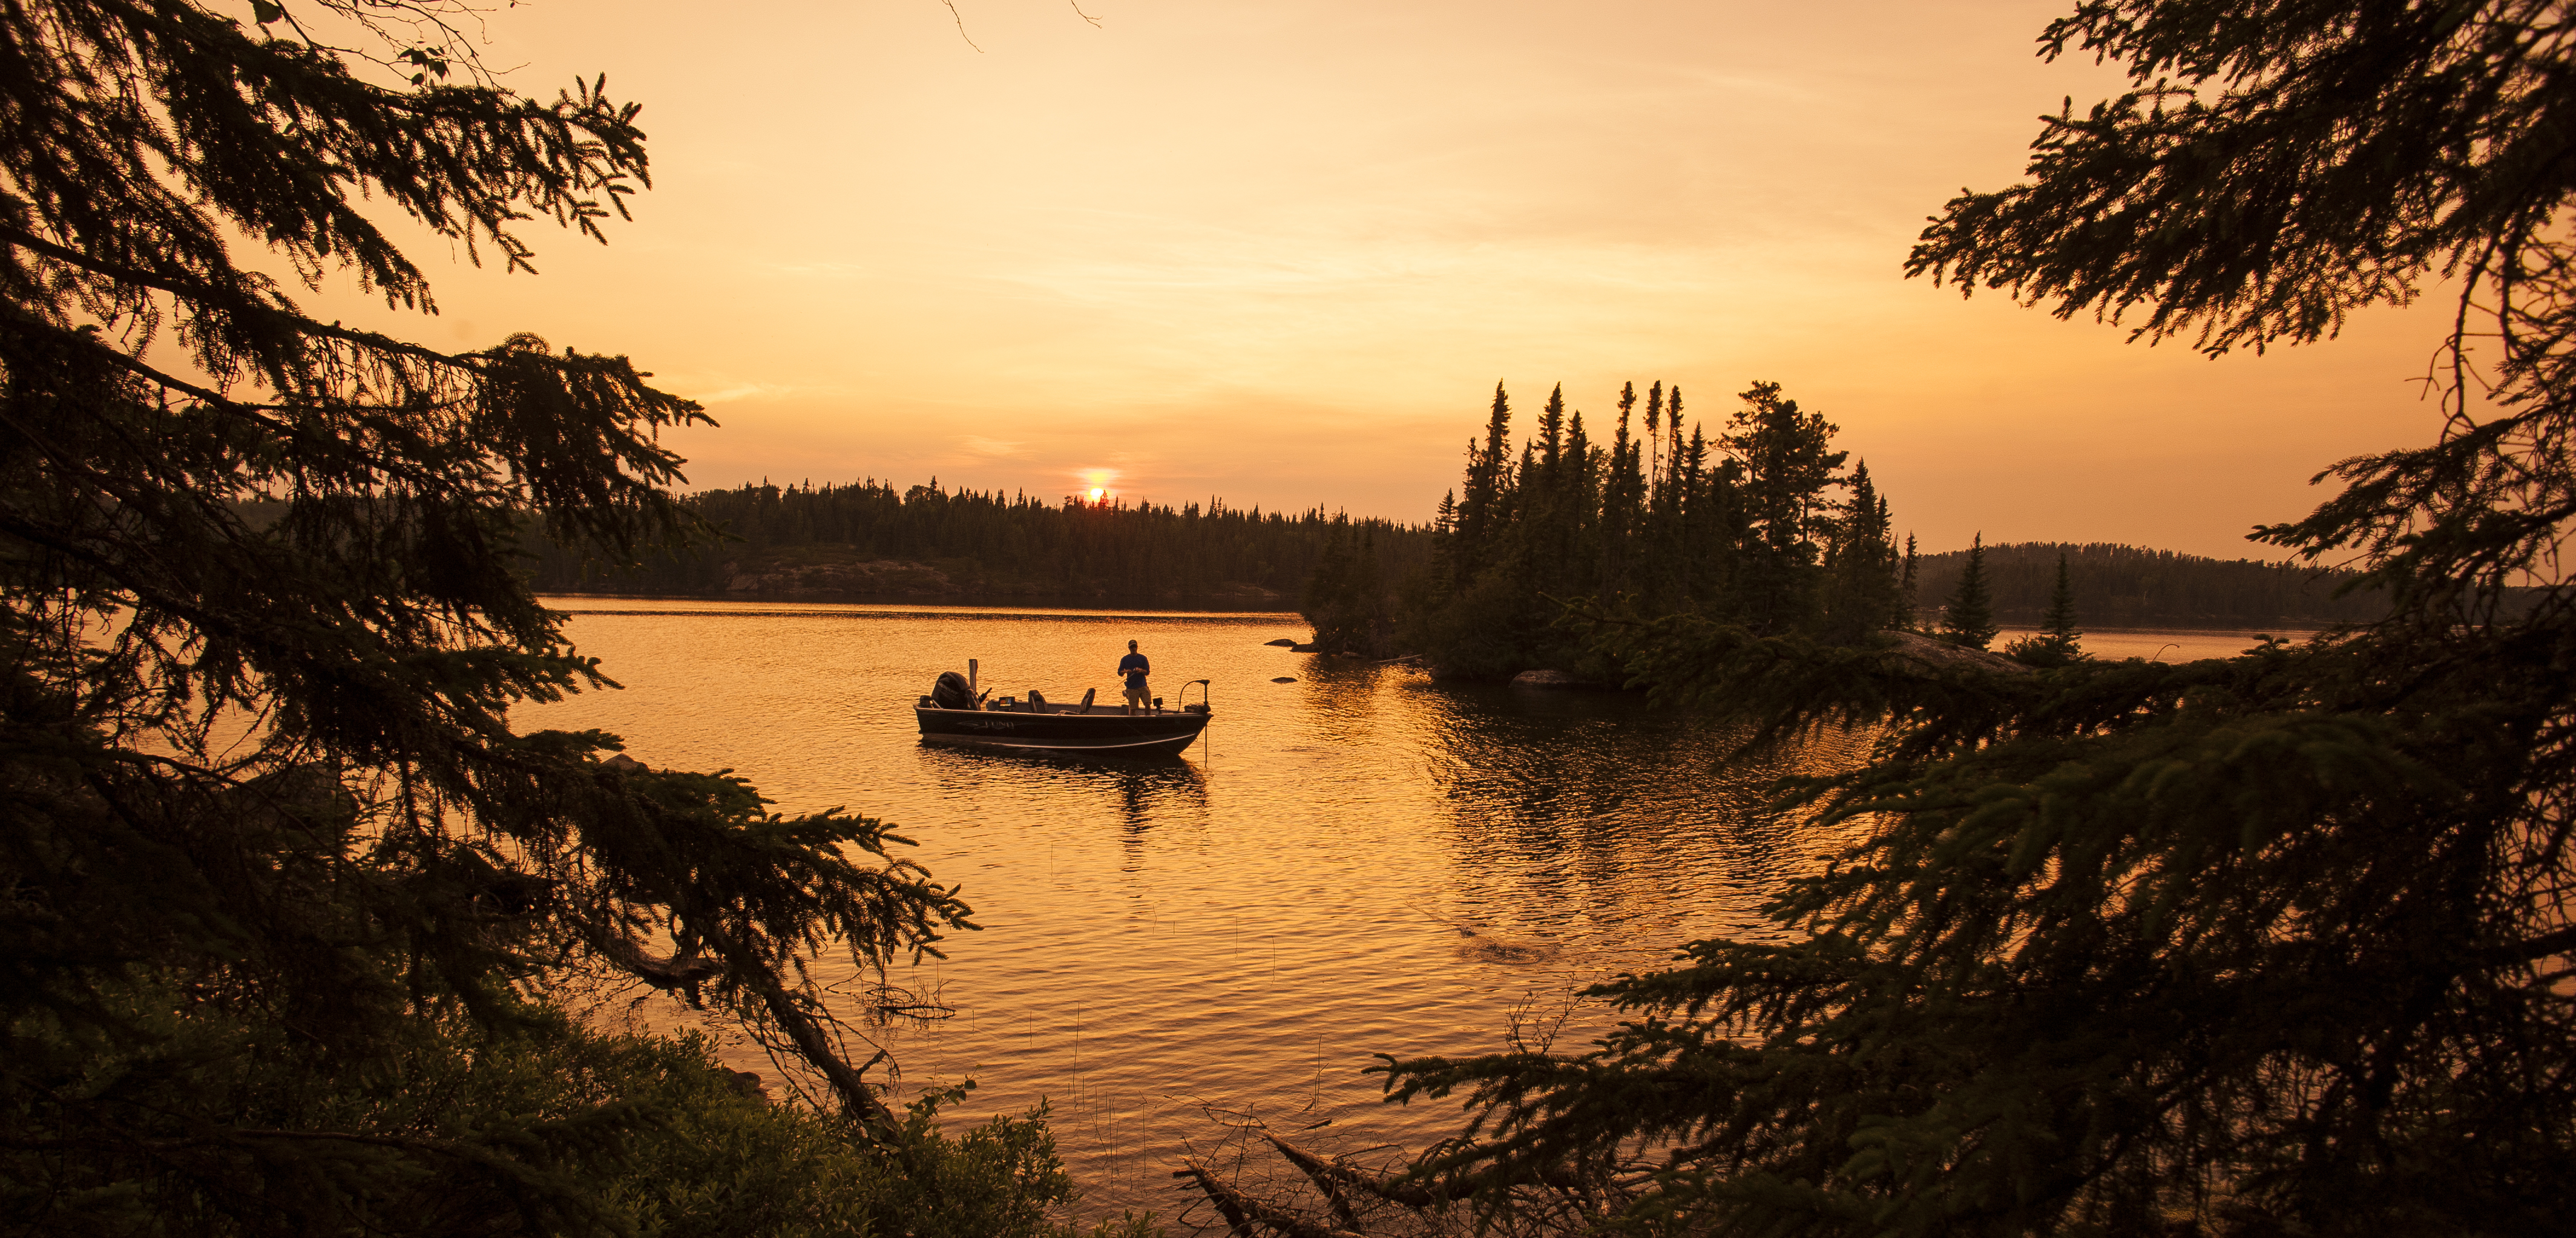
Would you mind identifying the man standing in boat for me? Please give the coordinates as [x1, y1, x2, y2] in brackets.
[1117, 640, 1151, 714]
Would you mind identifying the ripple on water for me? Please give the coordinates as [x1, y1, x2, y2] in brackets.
[518, 600, 1874, 1219]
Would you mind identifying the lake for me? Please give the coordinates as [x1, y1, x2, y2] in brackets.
[516, 601, 2283, 1220]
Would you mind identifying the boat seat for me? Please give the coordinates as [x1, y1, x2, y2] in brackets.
[1027, 690, 1047, 713]
[1078, 688, 1096, 714]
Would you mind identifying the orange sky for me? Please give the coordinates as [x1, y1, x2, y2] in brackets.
[310, 0, 2455, 560]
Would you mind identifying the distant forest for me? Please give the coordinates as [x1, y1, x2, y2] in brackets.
[524, 478, 1431, 605]
[1911, 542, 2386, 630]
[490, 457, 2382, 632]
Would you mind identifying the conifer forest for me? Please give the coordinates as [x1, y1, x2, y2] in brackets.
[518, 480, 1431, 606]
[7, 1, 2572, 1237]
[1300, 381, 2394, 677]
[1269, 4, 2576, 1234]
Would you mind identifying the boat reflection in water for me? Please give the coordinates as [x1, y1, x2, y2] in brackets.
[519, 603, 1879, 1220]
[914, 664, 1212, 758]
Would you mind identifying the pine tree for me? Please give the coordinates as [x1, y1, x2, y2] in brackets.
[1399, 376, 1868, 673]
[1370, 5, 2576, 1234]
[1601, 382, 1641, 598]
[1720, 381, 1847, 634]
[1666, 385, 1686, 493]
[1451, 382, 1516, 586]
[1301, 514, 1392, 656]
[1644, 380, 1664, 492]
[2039, 549, 2082, 647]
[1818, 459, 1899, 644]
[1937, 533, 1999, 649]
[1898, 532, 1920, 629]
[0, 4, 1002, 1230]
[2006, 550, 2086, 666]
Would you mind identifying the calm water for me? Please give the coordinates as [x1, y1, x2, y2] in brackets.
[515, 601, 2270, 1219]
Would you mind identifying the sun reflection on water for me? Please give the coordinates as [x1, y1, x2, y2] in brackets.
[519, 600, 1873, 1220]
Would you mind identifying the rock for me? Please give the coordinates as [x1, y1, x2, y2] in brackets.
[1882, 629, 2036, 676]
[1290, 642, 1321, 652]
[1511, 669, 1603, 689]
[1270, 676, 1296, 683]
[1263, 638, 1297, 647]
[601, 753, 646, 773]
[1450, 925, 1563, 965]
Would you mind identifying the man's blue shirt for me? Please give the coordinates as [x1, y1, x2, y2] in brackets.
[1118, 652, 1149, 689]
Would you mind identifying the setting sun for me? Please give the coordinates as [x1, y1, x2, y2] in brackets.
[1087, 486, 1106, 503]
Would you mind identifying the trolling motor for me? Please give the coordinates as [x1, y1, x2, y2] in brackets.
[1179, 678, 1212, 714]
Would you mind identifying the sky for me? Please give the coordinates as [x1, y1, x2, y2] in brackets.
[305, 0, 2458, 560]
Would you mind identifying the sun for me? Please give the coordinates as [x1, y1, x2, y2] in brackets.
[1075, 467, 1119, 505]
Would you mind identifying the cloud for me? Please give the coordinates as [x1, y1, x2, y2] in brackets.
[959, 436, 1030, 458]
[692, 382, 790, 405]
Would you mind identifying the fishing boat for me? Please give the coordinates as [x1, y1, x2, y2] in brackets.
[915, 662, 1211, 758]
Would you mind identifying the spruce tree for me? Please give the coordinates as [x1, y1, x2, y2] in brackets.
[2040, 550, 2082, 647]
[1367, 4, 2576, 1234]
[1451, 381, 1514, 585]
[2040, 551, 2081, 651]
[1644, 379, 1663, 484]
[0, 4, 996, 1230]
[1666, 385, 1686, 493]
[1721, 381, 1846, 634]
[1898, 531, 1920, 629]
[1301, 516, 1392, 656]
[2006, 549, 2086, 667]
[1599, 382, 1643, 600]
[1818, 459, 1899, 644]
[1937, 533, 1999, 649]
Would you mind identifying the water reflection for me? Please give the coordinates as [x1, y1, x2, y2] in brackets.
[518, 603, 1873, 1220]
[908, 744, 1212, 874]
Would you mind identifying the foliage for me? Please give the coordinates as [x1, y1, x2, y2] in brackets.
[1361, 3, 2576, 1235]
[1395, 379, 1898, 678]
[1301, 514, 1397, 656]
[1910, 539, 2390, 628]
[1381, 622, 2574, 1236]
[6, 993, 1139, 1237]
[524, 478, 1431, 603]
[1722, 380, 1848, 636]
[1936, 532, 2000, 649]
[0, 1, 1025, 1230]
[1897, 533, 1920, 629]
[2004, 551, 2087, 667]
[1818, 460, 1899, 644]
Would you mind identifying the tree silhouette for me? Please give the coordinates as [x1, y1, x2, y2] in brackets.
[0, 4, 1040, 1230]
[1937, 532, 1999, 649]
[2005, 549, 2087, 667]
[1371, 7, 2576, 1233]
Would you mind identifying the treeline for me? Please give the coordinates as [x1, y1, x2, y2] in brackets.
[1302, 379, 2393, 677]
[1306, 379, 1905, 675]
[526, 478, 1433, 604]
[1911, 541, 2387, 629]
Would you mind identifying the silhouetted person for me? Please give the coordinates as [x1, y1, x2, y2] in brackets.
[1117, 640, 1150, 715]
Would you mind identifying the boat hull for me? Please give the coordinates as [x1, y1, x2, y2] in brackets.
[915, 705, 1211, 758]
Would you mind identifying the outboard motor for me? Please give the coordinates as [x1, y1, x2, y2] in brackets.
[931, 670, 976, 710]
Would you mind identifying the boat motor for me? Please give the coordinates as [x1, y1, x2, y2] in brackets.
[930, 670, 976, 710]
